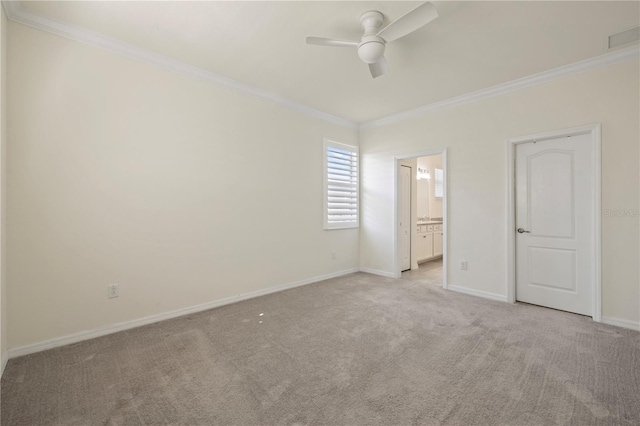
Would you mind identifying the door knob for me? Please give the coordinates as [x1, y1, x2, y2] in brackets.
[517, 228, 530, 234]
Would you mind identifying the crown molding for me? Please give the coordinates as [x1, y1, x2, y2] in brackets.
[1, 0, 19, 19]
[360, 45, 640, 130]
[2, 0, 359, 130]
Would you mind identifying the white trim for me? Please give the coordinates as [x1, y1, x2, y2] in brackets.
[7, 268, 359, 359]
[0, 0, 19, 18]
[361, 46, 639, 130]
[1, 1, 357, 130]
[447, 285, 508, 303]
[592, 126, 602, 323]
[601, 316, 640, 332]
[1, 352, 7, 376]
[393, 149, 448, 287]
[0, 2, 10, 380]
[506, 141, 517, 304]
[399, 164, 413, 271]
[506, 124, 602, 322]
[442, 151, 448, 289]
[359, 267, 396, 278]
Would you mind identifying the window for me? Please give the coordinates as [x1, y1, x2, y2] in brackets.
[324, 139, 359, 229]
[434, 168, 444, 198]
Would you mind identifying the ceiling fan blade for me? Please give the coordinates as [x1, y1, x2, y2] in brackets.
[376, 2, 438, 43]
[369, 56, 388, 79]
[306, 37, 358, 48]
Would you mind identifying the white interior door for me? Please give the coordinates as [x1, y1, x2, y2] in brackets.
[515, 133, 595, 316]
[400, 165, 411, 272]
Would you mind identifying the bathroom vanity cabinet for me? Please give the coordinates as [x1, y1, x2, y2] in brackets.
[416, 222, 443, 263]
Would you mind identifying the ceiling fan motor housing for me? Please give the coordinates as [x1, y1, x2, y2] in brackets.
[358, 11, 385, 64]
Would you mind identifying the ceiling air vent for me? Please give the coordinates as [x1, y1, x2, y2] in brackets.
[607, 26, 640, 50]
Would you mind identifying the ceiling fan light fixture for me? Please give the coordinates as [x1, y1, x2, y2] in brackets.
[358, 39, 385, 64]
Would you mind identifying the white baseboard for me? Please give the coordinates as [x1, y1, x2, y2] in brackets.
[1, 351, 7, 376]
[447, 285, 508, 303]
[601, 316, 640, 332]
[8, 267, 360, 359]
[359, 267, 397, 278]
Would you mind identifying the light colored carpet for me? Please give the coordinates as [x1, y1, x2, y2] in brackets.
[2, 260, 639, 425]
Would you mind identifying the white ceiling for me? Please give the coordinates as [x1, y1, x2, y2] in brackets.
[18, 1, 640, 124]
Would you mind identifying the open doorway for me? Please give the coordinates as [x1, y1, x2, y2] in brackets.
[394, 149, 447, 288]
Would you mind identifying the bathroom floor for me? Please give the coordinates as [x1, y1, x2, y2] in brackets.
[401, 258, 443, 285]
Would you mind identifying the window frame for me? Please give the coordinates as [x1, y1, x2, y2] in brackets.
[323, 138, 359, 230]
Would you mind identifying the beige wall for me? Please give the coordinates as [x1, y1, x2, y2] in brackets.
[1, 5, 7, 370]
[360, 61, 640, 324]
[7, 22, 359, 349]
[4, 14, 639, 353]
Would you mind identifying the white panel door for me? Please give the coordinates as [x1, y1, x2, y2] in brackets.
[400, 166, 412, 271]
[515, 133, 594, 316]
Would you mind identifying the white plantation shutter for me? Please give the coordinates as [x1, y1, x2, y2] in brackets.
[324, 140, 359, 229]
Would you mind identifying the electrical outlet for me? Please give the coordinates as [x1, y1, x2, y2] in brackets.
[331, 251, 336, 260]
[460, 261, 468, 271]
[107, 284, 119, 299]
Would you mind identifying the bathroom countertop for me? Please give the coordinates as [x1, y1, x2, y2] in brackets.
[417, 220, 443, 225]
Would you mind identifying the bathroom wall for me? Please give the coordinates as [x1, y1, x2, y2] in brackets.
[417, 155, 443, 219]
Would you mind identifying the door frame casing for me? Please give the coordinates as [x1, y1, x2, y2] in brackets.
[393, 148, 448, 287]
[506, 124, 602, 322]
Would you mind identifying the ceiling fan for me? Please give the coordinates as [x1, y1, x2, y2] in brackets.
[306, 2, 438, 79]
